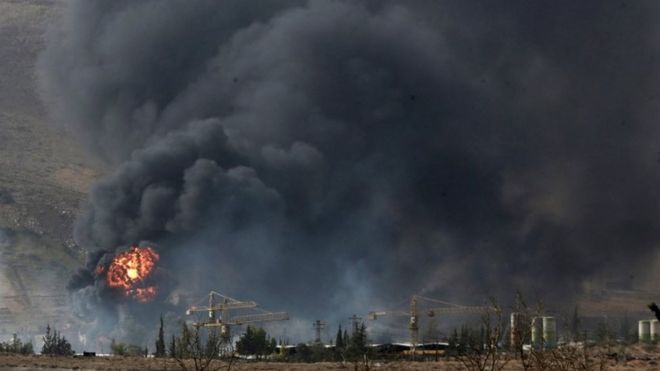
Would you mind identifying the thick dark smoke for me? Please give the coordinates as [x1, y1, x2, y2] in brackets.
[39, 0, 660, 343]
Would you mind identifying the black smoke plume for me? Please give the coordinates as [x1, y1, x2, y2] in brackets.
[39, 0, 660, 343]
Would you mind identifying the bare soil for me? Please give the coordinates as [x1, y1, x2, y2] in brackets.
[0, 353, 657, 371]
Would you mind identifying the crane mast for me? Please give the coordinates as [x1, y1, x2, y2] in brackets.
[368, 295, 494, 355]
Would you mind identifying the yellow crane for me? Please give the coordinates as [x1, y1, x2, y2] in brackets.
[368, 295, 494, 354]
[186, 291, 288, 338]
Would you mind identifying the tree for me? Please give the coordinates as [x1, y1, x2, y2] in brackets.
[335, 324, 344, 349]
[110, 339, 142, 356]
[155, 315, 166, 357]
[346, 323, 368, 361]
[176, 322, 192, 359]
[269, 337, 277, 355]
[456, 300, 509, 371]
[424, 317, 440, 343]
[173, 324, 226, 371]
[619, 313, 635, 343]
[447, 328, 459, 357]
[169, 335, 176, 358]
[3, 334, 34, 355]
[649, 302, 660, 321]
[21, 342, 33, 355]
[292, 343, 312, 362]
[571, 305, 581, 341]
[42, 325, 74, 356]
[236, 326, 270, 359]
[594, 317, 612, 344]
[310, 342, 331, 362]
[110, 339, 125, 356]
[277, 338, 287, 359]
[42, 325, 56, 354]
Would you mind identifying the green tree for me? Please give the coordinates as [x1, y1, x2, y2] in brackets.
[335, 325, 344, 349]
[176, 322, 192, 358]
[293, 343, 312, 362]
[268, 337, 277, 355]
[110, 339, 126, 356]
[6, 334, 32, 355]
[110, 340, 142, 357]
[236, 326, 270, 359]
[447, 328, 459, 357]
[594, 318, 612, 344]
[310, 342, 331, 362]
[21, 342, 33, 355]
[346, 323, 368, 360]
[424, 317, 440, 343]
[42, 325, 56, 354]
[155, 315, 166, 357]
[571, 305, 581, 341]
[169, 334, 176, 358]
[42, 325, 74, 356]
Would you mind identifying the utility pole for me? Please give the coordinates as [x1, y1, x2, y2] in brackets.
[409, 296, 418, 360]
[348, 314, 362, 334]
[313, 320, 326, 344]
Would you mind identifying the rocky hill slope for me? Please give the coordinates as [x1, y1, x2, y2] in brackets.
[0, 0, 100, 335]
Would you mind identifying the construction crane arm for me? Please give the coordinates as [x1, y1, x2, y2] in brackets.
[367, 310, 409, 320]
[426, 305, 495, 317]
[186, 301, 257, 314]
[229, 312, 289, 325]
[198, 312, 289, 326]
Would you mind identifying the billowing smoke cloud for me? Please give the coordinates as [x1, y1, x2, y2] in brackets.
[39, 0, 660, 343]
[0, 228, 11, 249]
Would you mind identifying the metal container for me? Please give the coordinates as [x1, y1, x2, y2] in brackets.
[651, 320, 660, 342]
[531, 317, 543, 349]
[542, 316, 557, 349]
[639, 320, 651, 343]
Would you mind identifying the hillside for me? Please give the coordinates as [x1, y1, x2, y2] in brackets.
[0, 0, 100, 335]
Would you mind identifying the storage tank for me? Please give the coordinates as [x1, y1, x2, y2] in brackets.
[542, 316, 557, 349]
[639, 320, 651, 342]
[651, 320, 660, 342]
[531, 317, 543, 349]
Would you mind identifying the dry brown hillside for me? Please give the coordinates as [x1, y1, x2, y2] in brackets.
[0, 0, 101, 336]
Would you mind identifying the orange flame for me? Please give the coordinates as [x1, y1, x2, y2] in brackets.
[106, 245, 160, 302]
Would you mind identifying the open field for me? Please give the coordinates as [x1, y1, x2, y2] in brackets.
[0, 348, 658, 371]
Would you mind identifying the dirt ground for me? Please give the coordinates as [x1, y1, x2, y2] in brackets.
[0, 353, 657, 371]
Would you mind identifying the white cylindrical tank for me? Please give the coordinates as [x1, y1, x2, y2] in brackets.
[639, 320, 651, 343]
[531, 317, 543, 349]
[542, 316, 557, 349]
[651, 320, 660, 342]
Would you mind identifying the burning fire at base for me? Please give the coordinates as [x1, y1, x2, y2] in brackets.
[103, 245, 160, 302]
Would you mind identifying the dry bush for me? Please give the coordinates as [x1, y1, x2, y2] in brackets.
[457, 299, 510, 371]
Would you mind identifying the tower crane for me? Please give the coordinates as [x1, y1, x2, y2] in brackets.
[186, 291, 288, 339]
[368, 295, 495, 354]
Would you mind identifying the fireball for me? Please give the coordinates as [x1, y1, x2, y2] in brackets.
[106, 245, 160, 302]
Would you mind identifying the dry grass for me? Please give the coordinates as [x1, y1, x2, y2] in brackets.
[0, 353, 656, 371]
